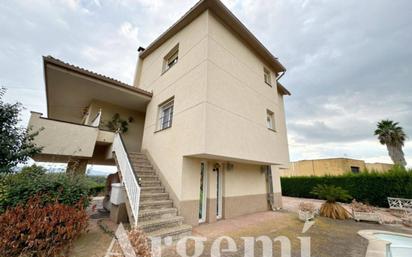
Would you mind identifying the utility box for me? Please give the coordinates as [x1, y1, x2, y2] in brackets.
[110, 183, 125, 205]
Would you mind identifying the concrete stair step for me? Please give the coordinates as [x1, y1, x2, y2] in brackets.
[134, 171, 156, 176]
[139, 178, 159, 183]
[146, 224, 192, 241]
[141, 192, 169, 201]
[141, 186, 165, 193]
[128, 154, 149, 162]
[129, 152, 148, 157]
[139, 200, 173, 210]
[140, 180, 162, 187]
[132, 162, 153, 167]
[137, 216, 184, 233]
[138, 208, 178, 222]
[139, 174, 159, 180]
[133, 166, 154, 172]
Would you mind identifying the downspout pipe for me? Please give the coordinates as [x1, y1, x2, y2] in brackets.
[266, 165, 280, 211]
[276, 70, 286, 82]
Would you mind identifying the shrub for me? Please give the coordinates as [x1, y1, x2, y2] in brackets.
[311, 184, 352, 203]
[281, 167, 412, 208]
[85, 176, 106, 196]
[0, 165, 90, 212]
[129, 228, 151, 257]
[311, 184, 352, 220]
[0, 195, 88, 257]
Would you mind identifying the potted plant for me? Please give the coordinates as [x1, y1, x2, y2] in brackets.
[351, 199, 382, 224]
[311, 184, 352, 220]
[104, 113, 129, 133]
[298, 202, 316, 222]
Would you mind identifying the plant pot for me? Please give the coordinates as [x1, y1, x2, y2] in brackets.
[299, 210, 315, 222]
[353, 211, 382, 224]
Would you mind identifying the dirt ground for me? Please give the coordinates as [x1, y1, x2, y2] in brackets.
[161, 211, 411, 257]
[70, 197, 412, 257]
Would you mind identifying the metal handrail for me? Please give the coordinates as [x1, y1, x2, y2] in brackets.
[112, 133, 141, 226]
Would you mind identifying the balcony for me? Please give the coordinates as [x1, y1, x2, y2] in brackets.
[28, 111, 115, 164]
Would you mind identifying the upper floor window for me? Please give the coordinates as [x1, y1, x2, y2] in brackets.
[158, 98, 174, 130]
[266, 110, 275, 131]
[163, 45, 179, 73]
[263, 68, 271, 86]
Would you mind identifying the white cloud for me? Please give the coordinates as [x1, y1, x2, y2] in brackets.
[119, 22, 139, 41]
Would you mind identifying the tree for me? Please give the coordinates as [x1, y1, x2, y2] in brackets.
[0, 88, 42, 173]
[374, 120, 407, 167]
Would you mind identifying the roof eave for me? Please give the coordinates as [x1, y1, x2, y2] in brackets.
[277, 82, 291, 96]
[43, 56, 152, 95]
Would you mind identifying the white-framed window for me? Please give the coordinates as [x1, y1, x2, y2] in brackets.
[264, 68, 271, 86]
[266, 110, 275, 131]
[158, 98, 174, 130]
[163, 45, 179, 73]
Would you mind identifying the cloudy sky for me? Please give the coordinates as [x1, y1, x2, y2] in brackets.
[1, 0, 411, 168]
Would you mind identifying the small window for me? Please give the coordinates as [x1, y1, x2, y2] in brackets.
[266, 110, 275, 131]
[264, 68, 271, 86]
[351, 166, 360, 174]
[163, 45, 179, 73]
[158, 98, 174, 130]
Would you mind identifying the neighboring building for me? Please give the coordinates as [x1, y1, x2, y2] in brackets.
[281, 158, 393, 177]
[27, 0, 291, 238]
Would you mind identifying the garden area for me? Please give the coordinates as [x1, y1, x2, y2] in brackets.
[0, 165, 109, 256]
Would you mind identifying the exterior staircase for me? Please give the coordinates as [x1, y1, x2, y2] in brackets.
[127, 152, 192, 240]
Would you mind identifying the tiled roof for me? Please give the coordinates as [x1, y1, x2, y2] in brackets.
[43, 56, 152, 97]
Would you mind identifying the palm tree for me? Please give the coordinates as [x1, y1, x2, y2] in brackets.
[374, 120, 407, 167]
[311, 184, 352, 220]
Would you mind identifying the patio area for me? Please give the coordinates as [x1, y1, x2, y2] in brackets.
[160, 197, 412, 257]
[71, 197, 412, 257]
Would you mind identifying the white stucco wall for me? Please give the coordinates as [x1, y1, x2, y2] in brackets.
[137, 10, 288, 202]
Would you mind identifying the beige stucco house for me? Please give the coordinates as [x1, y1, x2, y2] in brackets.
[281, 158, 393, 177]
[28, 0, 291, 238]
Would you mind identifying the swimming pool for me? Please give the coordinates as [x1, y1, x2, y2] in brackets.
[358, 230, 412, 257]
[375, 233, 412, 257]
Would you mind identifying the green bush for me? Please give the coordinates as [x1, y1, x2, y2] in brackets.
[0, 165, 90, 212]
[311, 184, 352, 203]
[85, 176, 106, 196]
[281, 167, 412, 207]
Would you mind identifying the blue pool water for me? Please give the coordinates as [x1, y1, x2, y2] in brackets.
[375, 233, 412, 257]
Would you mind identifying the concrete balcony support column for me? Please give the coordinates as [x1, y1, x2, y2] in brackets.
[66, 159, 88, 174]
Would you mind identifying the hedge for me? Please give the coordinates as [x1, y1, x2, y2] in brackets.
[0, 165, 90, 213]
[281, 167, 412, 207]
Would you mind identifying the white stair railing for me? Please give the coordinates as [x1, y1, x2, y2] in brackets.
[112, 133, 141, 227]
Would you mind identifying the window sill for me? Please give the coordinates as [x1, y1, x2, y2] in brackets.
[154, 126, 172, 133]
[161, 63, 177, 76]
[267, 128, 277, 133]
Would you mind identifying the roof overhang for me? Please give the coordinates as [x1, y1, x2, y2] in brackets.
[43, 56, 152, 123]
[139, 0, 286, 74]
[277, 82, 291, 96]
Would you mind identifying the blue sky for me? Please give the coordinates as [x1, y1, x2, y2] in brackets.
[1, 0, 411, 171]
